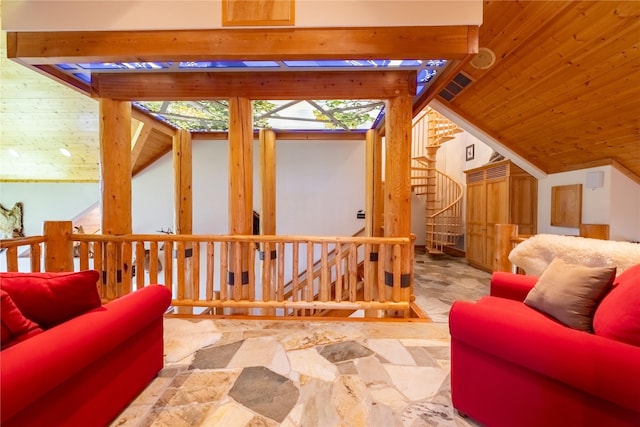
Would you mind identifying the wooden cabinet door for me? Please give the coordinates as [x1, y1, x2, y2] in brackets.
[510, 176, 537, 235]
[485, 178, 509, 269]
[465, 181, 486, 266]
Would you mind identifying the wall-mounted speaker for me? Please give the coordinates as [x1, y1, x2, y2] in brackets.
[586, 171, 604, 189]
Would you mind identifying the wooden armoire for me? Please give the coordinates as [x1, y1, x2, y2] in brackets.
[465, 159, 537, 271]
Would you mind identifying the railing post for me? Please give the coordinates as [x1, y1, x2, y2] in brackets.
[494, 224, 519, 272]
[43, 221, 74, 272]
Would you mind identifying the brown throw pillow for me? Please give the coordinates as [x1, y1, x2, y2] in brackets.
[524, 258, 616, 332]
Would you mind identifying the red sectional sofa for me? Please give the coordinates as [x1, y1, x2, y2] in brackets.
[449, 263, 640, 427]
[0, 271, 172, 427]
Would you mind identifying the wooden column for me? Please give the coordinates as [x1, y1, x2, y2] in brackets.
[365, 129, 384, 239]
[43, 221, 73, 272]
[365, 129, 384, 317]
[260, 129, 277, 236]
[383, 95, 413, 316]
[174, 129, 194, 313]
[228, 97, 253, 311]
[99, 99, 132, 296]
[100, 99, 132, 235]
[259, 128, 277, 314]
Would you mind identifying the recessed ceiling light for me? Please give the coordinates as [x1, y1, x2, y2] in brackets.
[60, 148, 72, 157]
[8, 149, 20, 158]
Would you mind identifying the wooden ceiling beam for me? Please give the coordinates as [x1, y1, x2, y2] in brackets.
[191, 130, 367, 141]
[90, 70, 417, 100]
[7, 26, 477, 64]
[131, 122, 153, 172]
[131, 108, 178, 136]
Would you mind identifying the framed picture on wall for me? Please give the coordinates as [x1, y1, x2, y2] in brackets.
[466, 144, 475, 161]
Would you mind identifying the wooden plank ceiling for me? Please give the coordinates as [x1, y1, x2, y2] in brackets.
[441, 1, 640, 181]
[1, 1, 639, 183]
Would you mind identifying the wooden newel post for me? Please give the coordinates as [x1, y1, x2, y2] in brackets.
[43, 221, 74, 272]
[494, 224, 519, 272]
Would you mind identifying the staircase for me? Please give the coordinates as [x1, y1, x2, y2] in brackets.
[411, 108, 464, 256]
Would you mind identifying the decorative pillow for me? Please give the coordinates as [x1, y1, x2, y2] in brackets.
[524, 258, 616, 332]
[593, 263, 640, 347]
[1, 289, 43, 349]
[0, 270, 101, 329]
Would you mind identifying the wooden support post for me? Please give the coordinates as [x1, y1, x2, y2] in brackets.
[99, 99, 132, 297]
[365, 129, 384, 318]
[383, 95, 413, 317]
[260, 128, 277, 315]
[260, 129, 277, 236]
[494, 224, 519, 273]
[43, 221, 74, 272]
[174, 129, 194, 313]
[228, 97, 253, 313]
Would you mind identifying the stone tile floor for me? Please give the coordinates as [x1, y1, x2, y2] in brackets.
[111, 252, 490, 427]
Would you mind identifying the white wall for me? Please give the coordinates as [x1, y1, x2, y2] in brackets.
[431, 130, 492, 239]
[276, 140, 365, 236]
[537, 165, 640, 241]
[1, 1, 482, 31]
[131, 138, 366, 236]
[610, 167, 640, 241]
[0, 182, 98, 236]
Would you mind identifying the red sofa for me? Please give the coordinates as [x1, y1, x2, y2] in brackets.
[0, 271, 172, 427]
[449, 264, 640, 427]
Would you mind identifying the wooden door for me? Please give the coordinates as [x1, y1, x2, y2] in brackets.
[465, 181, 486, 267]
[485, 178, 509, 269]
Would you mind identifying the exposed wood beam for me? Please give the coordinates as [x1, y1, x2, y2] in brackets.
[191, 130, 367, 140]
[7, 26, 477, 64]
[132, 108, 178, 136]
[90, 71, 417, 100]
[131, 122, 153, 172]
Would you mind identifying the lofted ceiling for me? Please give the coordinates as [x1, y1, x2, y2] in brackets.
[1, 1, 639, 183]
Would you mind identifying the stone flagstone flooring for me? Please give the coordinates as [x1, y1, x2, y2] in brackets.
[110, 253, 490, 427]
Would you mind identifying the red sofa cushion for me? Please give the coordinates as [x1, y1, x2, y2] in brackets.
[0, 271, 101, 329]
[594, 263, 640, 347]
[0, 290, 43, 349]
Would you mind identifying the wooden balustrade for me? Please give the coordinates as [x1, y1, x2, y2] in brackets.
[0, 236, 45, 272]
[1, 222, 416, 318]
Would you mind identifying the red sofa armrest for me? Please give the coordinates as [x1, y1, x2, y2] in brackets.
[450, 297, 640, 413]
[0, 285, 171, 423]
[490, 271, 538, 301]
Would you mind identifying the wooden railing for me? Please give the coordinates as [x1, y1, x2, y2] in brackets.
[0, 222, 416, 319]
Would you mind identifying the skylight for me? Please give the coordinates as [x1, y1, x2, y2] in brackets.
[55, 59, 448, 131]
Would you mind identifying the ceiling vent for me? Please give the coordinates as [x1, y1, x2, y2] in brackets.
[439, 72, 473, 102]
